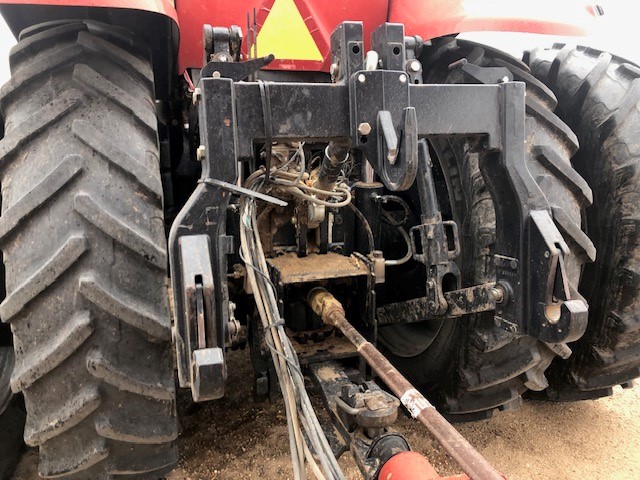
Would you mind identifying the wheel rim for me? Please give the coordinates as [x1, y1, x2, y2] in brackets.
[378, 320, 446, 358]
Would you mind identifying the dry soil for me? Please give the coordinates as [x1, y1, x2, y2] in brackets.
[12, 349, 640, 480]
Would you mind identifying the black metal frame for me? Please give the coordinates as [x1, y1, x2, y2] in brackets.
[169, 21, 588, 400]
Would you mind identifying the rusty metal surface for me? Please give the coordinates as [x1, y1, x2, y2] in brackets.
[267, 252, 369, 284]
[292, 331, 358, 365]
[376, 282, 498, 326]
[330, 310, 504, 480]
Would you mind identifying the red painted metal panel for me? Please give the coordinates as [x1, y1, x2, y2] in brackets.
[0, 0, 599, 74]
[177, 0, 597, 73]
[176, 0, 388, 73]
[389, 0, 598, 39]
[0, 0, 178, 23]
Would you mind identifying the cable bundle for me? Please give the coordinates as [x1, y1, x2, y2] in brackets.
[239, 165, 346, 480]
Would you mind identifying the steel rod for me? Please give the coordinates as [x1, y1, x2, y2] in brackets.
[307, 288, 505, 480]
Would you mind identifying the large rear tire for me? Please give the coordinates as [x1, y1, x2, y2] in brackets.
[379, 39, 594, 418]
[526, 45, 640, 399]
[0, 21, 178, 478]
[0, 346, 25, 480]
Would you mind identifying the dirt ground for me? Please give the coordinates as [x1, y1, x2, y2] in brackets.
[12, 348, 640, 480]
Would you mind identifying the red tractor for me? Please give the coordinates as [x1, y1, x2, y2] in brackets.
[0, 1, 637, 479]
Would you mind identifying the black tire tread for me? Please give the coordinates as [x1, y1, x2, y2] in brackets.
[527, 44, 640, 398]
[0, 20, 177, 478]
[418, 38, 591, 415]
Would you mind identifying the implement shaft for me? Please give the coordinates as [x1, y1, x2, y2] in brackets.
[307, 288, 504, 480]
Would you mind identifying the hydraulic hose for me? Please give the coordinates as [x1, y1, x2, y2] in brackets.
[313, 140, 351, 198]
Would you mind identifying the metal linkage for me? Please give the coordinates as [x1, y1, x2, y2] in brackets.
[310, 362, 410, 479]
[410, 141, 461, 315]
[307, 288, 504, 480]
[376, 283, 503, 326]
[202, 24, 243, 63]
[170, 20, 590, 399]
[175, 235, 227, 401]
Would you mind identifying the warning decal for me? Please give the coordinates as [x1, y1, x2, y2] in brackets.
[256, 0, 323, 62]
[400, 388, 434, 418]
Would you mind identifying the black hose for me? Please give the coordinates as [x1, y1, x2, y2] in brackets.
[348, 202, 375, 254]
[379, 194, 411, 227]
[315, 140, 351, 194]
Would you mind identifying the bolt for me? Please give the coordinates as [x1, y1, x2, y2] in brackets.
[330, 62, 339, 77]
[358, 73, 366, 83]
[409, 60, 421, 72]
[544, 250, 550, 258]
[196, 145, 206, 161]
[212, 71, 221, 78]
[501, 76, 510, 83]
[358, 122, 372, 136]
[192, 87, 202, 105]
[399, 73, 407, 83]
[489, 286, 504, 304]
[218, 54, 229, 62]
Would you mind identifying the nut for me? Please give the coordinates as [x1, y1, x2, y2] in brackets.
[196, 145, 206, 161]
[409, 60, 421, 72]
[489, 286, 504, 304]
[357, 122, 372, 136]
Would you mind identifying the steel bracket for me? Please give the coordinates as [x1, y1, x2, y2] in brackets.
[169, 22, 592, 387]
[408, 141, 462, 314]
[202, 24, 243, 63]
[350, 69, 418, 190]
[176, 235, 227, 401]
[201, 54, 275, 81]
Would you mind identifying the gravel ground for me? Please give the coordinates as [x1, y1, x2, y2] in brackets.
[12, 349, 640, 480]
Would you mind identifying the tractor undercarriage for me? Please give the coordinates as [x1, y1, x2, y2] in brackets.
[168, 21, 589, 479]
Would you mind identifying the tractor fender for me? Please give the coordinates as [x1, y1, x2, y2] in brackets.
[389, 0, 600, 40]
[0, 1, 179, 98]
[0, 0, 177, 23]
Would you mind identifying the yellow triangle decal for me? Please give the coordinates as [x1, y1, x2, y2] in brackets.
[256, 0, 323, 61]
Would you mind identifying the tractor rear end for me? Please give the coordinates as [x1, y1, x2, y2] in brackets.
[0, 1, 638, 479]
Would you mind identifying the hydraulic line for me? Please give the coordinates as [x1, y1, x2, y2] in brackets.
[313, 140, 352, 199]
[307, 288, 505, 480]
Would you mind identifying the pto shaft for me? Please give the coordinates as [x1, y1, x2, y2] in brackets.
[307, 288, 504, 480]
